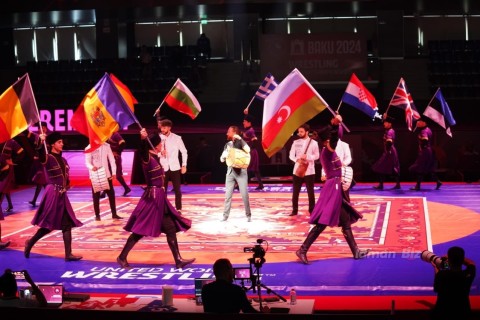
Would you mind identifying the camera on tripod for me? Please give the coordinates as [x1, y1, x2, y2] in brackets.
[421, 250, 449, 270]
[243, 239, 266, 259]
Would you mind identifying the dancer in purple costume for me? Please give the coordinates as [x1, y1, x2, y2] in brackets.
[409, 119, 442, 191]
[242, 115, 264, 190]
[117, 128, 195, 269]
[372, 115, 401, 190]
[24, 132, 83, 261]
[296, 115, 369, 264]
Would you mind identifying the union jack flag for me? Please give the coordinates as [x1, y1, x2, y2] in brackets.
[389, 78, 421, 131]
[255, 73, 278, 101]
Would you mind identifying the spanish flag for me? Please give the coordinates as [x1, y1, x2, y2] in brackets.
[0, 73, 39, 143]
[70, 73, 137, 152]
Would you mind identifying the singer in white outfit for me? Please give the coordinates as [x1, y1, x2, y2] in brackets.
[85, 142, 123, 221]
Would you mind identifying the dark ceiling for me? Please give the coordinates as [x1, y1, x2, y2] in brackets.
[2, 0, 480, 28]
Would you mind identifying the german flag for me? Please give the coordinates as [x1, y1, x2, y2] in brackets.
[0, 73, 39, 143]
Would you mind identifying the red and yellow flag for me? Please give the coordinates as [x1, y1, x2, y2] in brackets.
[262, 68, 328, 157]
[0, 73, 39, 143]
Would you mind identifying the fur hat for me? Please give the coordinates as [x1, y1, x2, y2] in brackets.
[149, 134, 161, 147]
[244, 114, 255, 123]
[317, 125, 332, 142]
[46, 132, 62, 145]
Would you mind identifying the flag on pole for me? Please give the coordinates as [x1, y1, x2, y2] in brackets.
[341, 73, 381, 120]
[70, 73, 137, 152]
[255, 73, 278, 101]
[423, 88, 456, 137]
[164, 79, 202, 119]
[388, 78, 421, 131]
[0, 73, 39, 143]
[110, 73, 138, 111]
[262, 68, 328, 157]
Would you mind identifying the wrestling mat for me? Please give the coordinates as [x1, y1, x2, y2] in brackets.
[2, 184, 480, 297]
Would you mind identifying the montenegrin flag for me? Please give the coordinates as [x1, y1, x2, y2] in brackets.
[262, 68, 328, 157]
[70, 73, 137, 152]
[110, 73, 138, 111]
[0, 73, 39, 143]
[165, 79, 202, 119]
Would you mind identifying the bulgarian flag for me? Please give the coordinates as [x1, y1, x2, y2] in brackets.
[164, 79, 202, 119]
[262, 68, 328, 157]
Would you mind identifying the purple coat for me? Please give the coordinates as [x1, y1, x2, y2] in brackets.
[310, 127, 362, 227]
[372, 128, 400, 175]
[409, 126, 436, 174]
[30, 153, 83, 230]
[123, 151, 191, 237]
[242, 126, 260, 172]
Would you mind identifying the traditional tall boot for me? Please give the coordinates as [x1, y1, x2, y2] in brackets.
[392, 175, 401, 190]
[0, 224, 11, 250]
[24, 227, 51, 258]
[167, 235, 196, 268]
[410, 175, 422, 191]
[117, 233, 142, 268]
[63, 229, 82, 261]
[342, 228, 369, 260]
[295, 225, 326, 264]
[373, 175, 384, 190]
[29, 185, 43, 207]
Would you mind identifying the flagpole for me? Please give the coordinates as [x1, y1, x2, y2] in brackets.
[425, 87, 439, 110]
[25, 73, 48, 154]
[325, 103, 350, 133]
[152, 79, 178, 117]
[335, 100, 343, 113]
[243, 96, 255, 114]
[384, 78, 402, 117]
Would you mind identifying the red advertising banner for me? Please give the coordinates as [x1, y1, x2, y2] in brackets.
[259, 34, 367, 81]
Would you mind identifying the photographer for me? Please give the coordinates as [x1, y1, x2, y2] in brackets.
[201, 258, 269, 313]
[0, 269, 47, 307]
[431, 246, 476, 319]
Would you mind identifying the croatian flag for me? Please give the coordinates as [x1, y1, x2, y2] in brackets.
[255, 73, 278, 101]
[341, 73, 380, 120]
[423, 88, 456, 137]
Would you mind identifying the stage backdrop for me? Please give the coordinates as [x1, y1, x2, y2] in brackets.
[259, 34, 367, 81]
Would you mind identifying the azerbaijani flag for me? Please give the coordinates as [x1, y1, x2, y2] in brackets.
[70, 73, 137, 152]
[262, 68, 328, 157]
[164, 79, 202, 119]
[0, 73, 39, 143]
[110, 73, 138, 111]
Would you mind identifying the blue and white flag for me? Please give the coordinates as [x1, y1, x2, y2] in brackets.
[255, 73, 278, 101]
[423, 88, 456, 137]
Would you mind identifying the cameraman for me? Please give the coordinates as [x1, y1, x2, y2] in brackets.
[201, 258, 269, 313]
[0, 269, 47, 307]
[431, 246, 476, 319]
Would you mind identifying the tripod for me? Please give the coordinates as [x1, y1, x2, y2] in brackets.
[244, 256, 286, 309]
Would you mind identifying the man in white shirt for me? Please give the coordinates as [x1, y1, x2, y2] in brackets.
[85, 142, 123, 221]
[289, 124, 320, 216]
[158, 119, 188, 213]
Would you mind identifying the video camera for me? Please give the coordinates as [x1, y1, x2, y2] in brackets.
[243, 239, 266, 259]
[421, 250, 449, 270]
